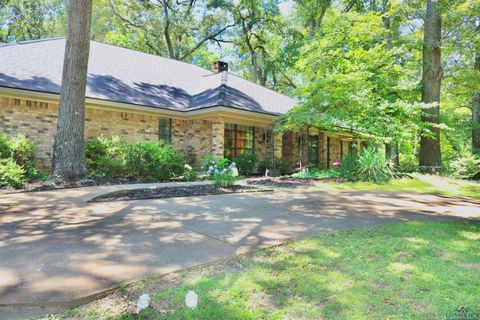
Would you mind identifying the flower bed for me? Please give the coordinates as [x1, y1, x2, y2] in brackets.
[90, 184, 270, 202]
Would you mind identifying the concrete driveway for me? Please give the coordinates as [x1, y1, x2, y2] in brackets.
[1, 183, 479, 311]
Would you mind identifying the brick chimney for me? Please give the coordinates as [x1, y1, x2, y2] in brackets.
[213, 60, 228, 73]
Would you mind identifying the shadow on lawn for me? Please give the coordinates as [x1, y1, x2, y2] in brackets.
[136, 221, 480, 319]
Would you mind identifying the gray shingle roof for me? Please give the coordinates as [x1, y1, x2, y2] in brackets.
[0, 38, 296, 115]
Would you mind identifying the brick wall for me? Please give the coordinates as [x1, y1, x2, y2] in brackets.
[282, 130, 354, 170]
[1, 95, 355, 172]
[185, 119, 213, 165]
[0, 96, 173, 167]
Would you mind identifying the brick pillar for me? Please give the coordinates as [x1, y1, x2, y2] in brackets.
[319, 131, 328, 169]
[274, 131, 283, 160]
[211, 117, 224, 159]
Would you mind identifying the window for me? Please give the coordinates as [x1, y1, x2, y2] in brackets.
[159, 118, 172, 143]
[308, 135, 319, 167]
[224, 123, 254, 158]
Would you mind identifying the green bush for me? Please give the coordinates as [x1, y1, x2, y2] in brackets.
[258, 158, 292, 176]
[232, 152, 256, 176]
[399, 153, 418, 173]
[202, 155, 230, 172]
[343, 147, 393, 183]
[448, 152, 480, 179]
[183, 164, 200, 181]
[292, 167, 341, 179]
[85, 136, 124, 177]
[123, 141, 185, 181]
[0, 159, 25, 187]
[0, 133, 11, 159]
[201, 155, 237, 186]
[9, 134, 37, 176]
[211, 172, 236, 187]
[0, 133, 39, 186]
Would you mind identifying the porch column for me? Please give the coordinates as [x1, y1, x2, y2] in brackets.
[274, 131, 283, 160]
[319, 131, 328, 169]
[211, 117, 224, 159]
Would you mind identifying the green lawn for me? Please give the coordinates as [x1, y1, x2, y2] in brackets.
[42, 221, 480, 319]
[316, 174, 480, 198]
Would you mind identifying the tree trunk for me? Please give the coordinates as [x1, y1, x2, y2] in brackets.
[52, 0, 93, 180]
[162, 0, 175, 59]
[472, 24, 480, 154]
[419, 0, 442, 169]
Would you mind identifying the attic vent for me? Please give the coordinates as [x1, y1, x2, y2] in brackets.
[213, 61, 228, 73]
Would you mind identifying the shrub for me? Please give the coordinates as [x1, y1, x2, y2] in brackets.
[183, 164, 200, 181]
[258, 158, 292, 176]
[232, 152, 256, 176]
[448, 152, 480, 179]
[202, 155, 230, 172]
[0, 133, 39, 186]
[292, 167, 341, 180]
[0, 133, 11, 159]
[399, 153, 418, 173]
[344, 147, 393, 183]
[211, 171, 236, 187]
[202, 155, 237, 187]
[338, 154, 358, 179]
[123, 141, 185, 181]
[9, 134, 37, 176]
[85, 136, 124, 177]
[0, 159, 25, 188]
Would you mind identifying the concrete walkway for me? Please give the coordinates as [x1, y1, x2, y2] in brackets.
[0, 183, 479, 316]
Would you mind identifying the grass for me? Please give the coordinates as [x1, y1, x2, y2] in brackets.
[316, 173, 480, 198]
[40, 221, 480, 319]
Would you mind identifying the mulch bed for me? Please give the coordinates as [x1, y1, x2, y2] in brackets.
[90, 184, 270, 202]
[246, 176, 350, 188]
[0, 177, 157, 194]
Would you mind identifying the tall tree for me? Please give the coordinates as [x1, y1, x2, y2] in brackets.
[295, 0, 331, 37]
[419, 0, 443, 169]
[108, 0, 233, 62]
[52, 0, 93, 180]
[0, 0, 66, 42]
[473, 23, 480, 154]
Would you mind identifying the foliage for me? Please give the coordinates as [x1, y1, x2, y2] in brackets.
[85, 136, 124, 177]
[0, 132, 39, 186]
[448, 152, 480, 179]
[8, 134, 37, 176]
[0, 158, 25, 187]
[346, 147, 394, 184]
[202, 156, 237, 187]
[257, 158, 292, 176]
[211, 171, 236, 187]
[0, 132, 11, 159]
[0, 0, 66, 43]
[292, 167, 341, 180]
[123, 141, 185, 182]
[232, 152, 256, 176]
[182, 164, 199, 182]
[86, 137, 185, 182]
[201, 155, 230, 173]
[398, 153, 418, 173]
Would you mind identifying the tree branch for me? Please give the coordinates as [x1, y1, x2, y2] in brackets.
[180, 23, 235, 60]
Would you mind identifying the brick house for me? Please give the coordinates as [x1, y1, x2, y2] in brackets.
[0, 38, 358, 170]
